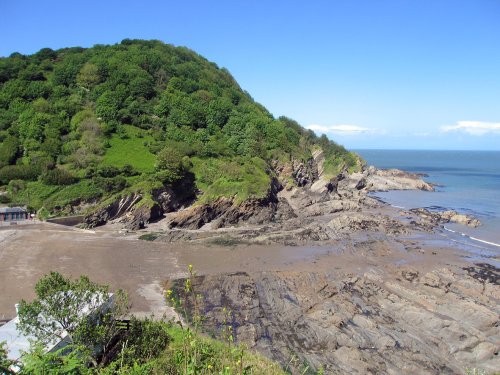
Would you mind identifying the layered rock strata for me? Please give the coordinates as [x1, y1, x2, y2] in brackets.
[167, 264, 500, 374]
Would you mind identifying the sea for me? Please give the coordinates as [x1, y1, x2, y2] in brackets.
[355, 149, 500, 252]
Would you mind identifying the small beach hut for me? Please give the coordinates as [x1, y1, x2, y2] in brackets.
[0, 207, 29, 222]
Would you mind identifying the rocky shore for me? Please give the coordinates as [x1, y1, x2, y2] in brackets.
[155, 158, 496, 373]
[167, 263, 499, 374]
[81, 150, 436, 235]
[76, 154, 497, 373]
[140, 156, 476, 247]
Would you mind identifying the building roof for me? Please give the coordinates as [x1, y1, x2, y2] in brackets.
[0, 317, 64, 362]
[0, 207, 27, 214]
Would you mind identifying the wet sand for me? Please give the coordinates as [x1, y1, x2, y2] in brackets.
[0, 221, 478, 319]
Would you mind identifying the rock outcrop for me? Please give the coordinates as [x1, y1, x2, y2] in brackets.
[82, 147, 438, 235]
[82, 181, 195, 230]
[168, 178, 297, 230]
[153, 159, 437, 245]
[343, 166, 435, 192]
[82, 193, 144, 229]
[167, 265, 500, 374]
[79, 148, 448, 249]
[410, 208, 481, 228]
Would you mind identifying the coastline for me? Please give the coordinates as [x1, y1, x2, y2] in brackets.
[1, 229, 498, 372]
[1, 166, 499, 373]
[357, 149, 500, 250]
[372, 190, 500, 252]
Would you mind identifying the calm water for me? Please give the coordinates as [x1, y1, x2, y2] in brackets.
[355, 149, 500, 247]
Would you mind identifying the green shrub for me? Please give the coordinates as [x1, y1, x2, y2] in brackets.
[123, 317, 171, 365]
[37, 206, 49, 220]
[0, 164, 41, 184]
[154, 146, 187, 183]
[121, 164, 138, 177]
[41, 168, 78, 185]
[138, 233, 159, 241]
[7, 179, 26, 194]
[96, 165, 121, 178]
[93, 175, 128, 193]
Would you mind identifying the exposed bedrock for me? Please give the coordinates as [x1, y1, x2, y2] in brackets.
[167, 265, 500, 374]
[409, 207, 481, 228]
[168, 177, 297, 230]
[82, 152, 436, 233]
[82, 177, 196, 229]
[363, 166, 435, 192]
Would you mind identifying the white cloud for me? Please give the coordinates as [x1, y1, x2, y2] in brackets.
[441, 121, 500, 136]
[306, 124, 378, 136]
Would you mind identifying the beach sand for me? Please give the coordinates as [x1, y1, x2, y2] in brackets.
[0, 221, 476, 318]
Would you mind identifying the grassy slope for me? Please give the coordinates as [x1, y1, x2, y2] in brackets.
[190, 156, 271, 204]
[102, 125, 156, 173]
[155, 324, 286, 374]
[9, 180, 101, 212]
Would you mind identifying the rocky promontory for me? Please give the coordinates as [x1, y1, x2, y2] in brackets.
[136, 158, 446, 245]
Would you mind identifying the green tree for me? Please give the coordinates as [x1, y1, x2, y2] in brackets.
[0, 136, 19, 167]
[129, 73, 155, 99]
[0, 341, 16, 375]
[17, 272, 129, 366]
[95, 90, 123, 121]
[76, 63, 100, 90]
[21, 344, 89, 375]
[206, 96, 232, 127]
[155, 146, 185, 182]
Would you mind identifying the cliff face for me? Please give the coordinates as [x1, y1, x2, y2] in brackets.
[82, 176, 196, 229]
[82, 148, 435, 233]
[167, 265, 499, 374]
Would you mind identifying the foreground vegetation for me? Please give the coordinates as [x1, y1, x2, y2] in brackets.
[0, 271, 285, 374]
[0, 39, 360, 217]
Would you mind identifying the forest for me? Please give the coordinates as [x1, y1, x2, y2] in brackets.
[0, 39, 360, 216]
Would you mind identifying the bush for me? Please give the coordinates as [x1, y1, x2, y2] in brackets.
[121, 164, 138, 177]
[41, 168, 78, 185]
[7, 179, 26, 194]
[37, 206, 49, 220]
[122, 317, 171, 365]
[0, 164, 41, 184]
[155, 146, 185, 183]
[93, 175, 128, 193]
[96, 165, 121, 178]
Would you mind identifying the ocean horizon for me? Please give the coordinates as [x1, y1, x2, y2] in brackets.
[355, 149, 500, 249]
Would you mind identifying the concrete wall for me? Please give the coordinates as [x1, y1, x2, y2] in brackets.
[46, 215, 84, 226]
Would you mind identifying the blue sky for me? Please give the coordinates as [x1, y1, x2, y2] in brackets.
[1, 0, 499, 150]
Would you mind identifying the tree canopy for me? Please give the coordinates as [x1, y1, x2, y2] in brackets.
[0, 39, 360, 215]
